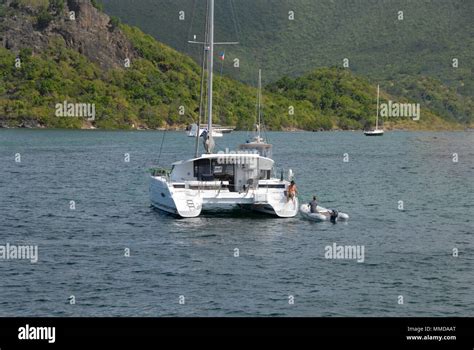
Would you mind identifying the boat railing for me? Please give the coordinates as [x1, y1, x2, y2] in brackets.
[149, 167, 171, 181]
[185, 180, 230, 193]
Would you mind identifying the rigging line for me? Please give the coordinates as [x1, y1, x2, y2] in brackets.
[186, 0, 200, 59]
[195, 43, 208, 158]
[262, 110, 269, 143]
[217, 49, 226, 124]
[260, 111, 268, 143]
[202, 0, 209, 127]
[156, 129, 166, 167]
[213, 138, 225, 153]
[260, 78, 269, 144]
[229, 0, 241, 41]
[228, 0, 242, 82]
[250, 70, 259, 139]
[187, 0, 198, 41]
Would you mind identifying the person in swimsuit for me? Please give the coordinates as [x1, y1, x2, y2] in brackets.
[287, 180, 298, 203]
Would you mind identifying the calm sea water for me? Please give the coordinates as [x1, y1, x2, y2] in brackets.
[0, 129, 472, 316]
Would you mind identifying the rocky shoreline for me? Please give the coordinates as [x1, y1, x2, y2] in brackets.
[1, 123, 467, 132]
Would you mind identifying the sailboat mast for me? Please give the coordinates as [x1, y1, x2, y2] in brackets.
[257, 69, 262, 140]
[376, 84, 380, 130]
[195, 0, 210, 158]
[195, 44, 207, 158]
[206, 0, 215, 149]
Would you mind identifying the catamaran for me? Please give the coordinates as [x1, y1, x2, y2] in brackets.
[364, 84, 384, 136]
[149, 0, 298, 218]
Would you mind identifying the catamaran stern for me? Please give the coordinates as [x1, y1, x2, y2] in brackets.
[149, 176, 203, 217]
[245, 197, 299, 218]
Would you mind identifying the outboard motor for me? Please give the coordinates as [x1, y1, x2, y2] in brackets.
[330, 209, 338, 223]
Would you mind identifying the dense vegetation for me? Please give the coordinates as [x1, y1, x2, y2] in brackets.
[0, 0, 465, 130]
[267, 68, 458, 131]
[102, 0, 473, 125]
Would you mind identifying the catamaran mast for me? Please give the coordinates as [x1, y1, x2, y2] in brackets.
[205, 0, 215, 153]
[195, 0, 210, 158]
[376, 84, 380, 130]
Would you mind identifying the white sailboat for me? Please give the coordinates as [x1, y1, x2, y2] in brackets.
[149, 0, 298, 218]
[187, 123, 223, 138]
[364, 84, 384, 136]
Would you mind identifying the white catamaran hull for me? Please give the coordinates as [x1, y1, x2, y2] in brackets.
[150, 175, 298, 218]
[150, 176, 201, 217]
[239, 197, 299, 218]
[149, 1, 297, 220]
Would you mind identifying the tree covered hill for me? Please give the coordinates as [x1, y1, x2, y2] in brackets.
[101, 0, 473, 125]
[0, 0, 465, 130]
[267, 68, 459, 131]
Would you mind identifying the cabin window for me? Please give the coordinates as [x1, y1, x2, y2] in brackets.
[211, 160, 234, 183]
[194, 159, 212, 180]
[259, 170, 271, 179]
[193, 159, 237, 182]
[259, 184, 285, 189]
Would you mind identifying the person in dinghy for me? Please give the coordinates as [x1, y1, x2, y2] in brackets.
[300, 195, 350, 223]
[309, 196, 318, 213]
[310, 195, 336, 222]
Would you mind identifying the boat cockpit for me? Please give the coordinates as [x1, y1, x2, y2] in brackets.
[170, 154, 275, 192]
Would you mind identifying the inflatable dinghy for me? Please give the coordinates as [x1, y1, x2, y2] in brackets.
[300, 204, 349, 222]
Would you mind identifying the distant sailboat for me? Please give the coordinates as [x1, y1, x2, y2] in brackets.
[237, 69, 274, 178]
[364, 84, 384, 136]
[187, 123, 223, 138]
[186, 123, 233, 137]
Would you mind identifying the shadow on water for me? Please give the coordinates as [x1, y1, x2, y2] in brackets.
[150, 204, 280, 220]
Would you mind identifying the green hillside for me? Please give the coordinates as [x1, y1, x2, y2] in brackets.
[267, 68, 459, 131]
[0, 0, 465, 130]
[101, 0, 473, 125]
